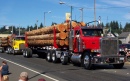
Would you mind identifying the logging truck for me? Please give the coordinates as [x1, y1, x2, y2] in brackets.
[0, 34, 25, 55]
[22, 21, 125, 69]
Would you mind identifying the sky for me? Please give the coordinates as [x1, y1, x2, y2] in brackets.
[0, 0, 130, 28]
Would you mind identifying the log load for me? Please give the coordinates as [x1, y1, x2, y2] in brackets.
[7, 34, 15, 47]
[27, 39, 65, 46]
[64, 38, 69, 46]
[27, 32, 67, 40]
[25, 22, 86, 47]
[26, 23, 67, 36]
[0, 37, 8, 47]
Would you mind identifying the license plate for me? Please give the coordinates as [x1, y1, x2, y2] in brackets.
[120, 57, 124, 60]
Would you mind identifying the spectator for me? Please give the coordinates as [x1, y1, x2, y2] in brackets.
[124, 48, 128, 56]
[19, 72, 28, 81]
[126, 50, 130, 57]
[3, 75, 9, 81]
[0, 61, 9, 81]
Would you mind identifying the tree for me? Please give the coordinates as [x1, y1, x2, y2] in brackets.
[124, 22, 130, 32]
[33, 24, 37, 29]
[39, 22, 43, 28]
[51, 22, 57, 26]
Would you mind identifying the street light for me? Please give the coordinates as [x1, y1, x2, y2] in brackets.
[10, 25, 14, 34]
[59, 1, 72, 30]
[44, 11, 51, 27]
[59, 1, 73, 51]
[79, 8, 83, 22]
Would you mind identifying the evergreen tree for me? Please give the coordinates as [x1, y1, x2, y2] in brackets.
[33, 24, 37, 29]
[39, 22, 43, 28]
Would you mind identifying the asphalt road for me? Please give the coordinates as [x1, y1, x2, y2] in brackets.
[0, 53, 130, 81]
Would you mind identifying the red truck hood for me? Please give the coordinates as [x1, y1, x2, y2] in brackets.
[82, 36, 101, 49]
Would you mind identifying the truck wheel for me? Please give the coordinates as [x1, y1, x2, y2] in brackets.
[26, 48, 32, 58]
[82, 52, 92, 70]
[0, 47, 4, 53]
[23, 50, 26, 57]
[113, 63, 124, 69]
[0, 48, 2, 53]
[12, 50, 15, 55]
[52, 51, 59, 63]
[60, 52, 68, 65]
[24, 48, 32, 58]
[46, 51, 52, 62]
[7, 47, 11, 54]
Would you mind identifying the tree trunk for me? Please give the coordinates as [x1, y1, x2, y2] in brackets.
[27, 32, 67, 40]
[26, 24, 68, 36]
[64, 38, 69, 46]
[27, 39, 65, 46]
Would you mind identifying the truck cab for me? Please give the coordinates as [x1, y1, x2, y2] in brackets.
[73, 26, 103, 53]
[13, 36, 25, 53]
[6, 35, 25, 55]
[70, 25, 125, 69]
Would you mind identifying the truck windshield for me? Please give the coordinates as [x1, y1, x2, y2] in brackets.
[82, 29, 103, 36]
[15, 37, 25, 40]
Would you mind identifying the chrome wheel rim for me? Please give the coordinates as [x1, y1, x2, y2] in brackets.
[47, 53, 50, 60]
[84, 55, 89, 67]
[52, 53, 55, 61]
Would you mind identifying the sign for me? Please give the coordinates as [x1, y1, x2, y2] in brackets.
[65, 13, 71, 21]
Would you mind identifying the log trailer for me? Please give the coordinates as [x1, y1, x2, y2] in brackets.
[0, 34, 25, 55]
[23, 21, 125, 69]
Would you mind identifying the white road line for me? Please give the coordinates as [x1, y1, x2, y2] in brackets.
[0, 57, 59, 81]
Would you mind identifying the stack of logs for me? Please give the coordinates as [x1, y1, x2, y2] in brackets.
[7, 34, 15, 47]
[26, 21, 86, 47]
[0, 37, 8, 47]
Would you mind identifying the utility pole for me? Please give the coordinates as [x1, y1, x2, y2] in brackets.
[12, 26, 13, 34]
[94, 0, 96, 26]
[19, 25, 20, 36]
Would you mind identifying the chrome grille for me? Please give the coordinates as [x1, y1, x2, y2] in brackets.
[100, 37, 118, 56]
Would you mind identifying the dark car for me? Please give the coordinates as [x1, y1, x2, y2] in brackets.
[119, 44, 130, 51]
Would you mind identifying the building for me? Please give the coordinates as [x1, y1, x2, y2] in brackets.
[0, 34, 11, 38]
[118, 32, 130, 44]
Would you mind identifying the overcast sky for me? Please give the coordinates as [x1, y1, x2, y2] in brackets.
[0, 0, 130, 27]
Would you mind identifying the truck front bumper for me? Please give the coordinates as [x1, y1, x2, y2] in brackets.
[92, 55, 126, 64]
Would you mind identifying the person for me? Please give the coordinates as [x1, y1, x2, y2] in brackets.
[126, 50, 130, 57]
[124, 48, 128, 56]
[19, 72, 28, 81]
[0, 61, 9, 81]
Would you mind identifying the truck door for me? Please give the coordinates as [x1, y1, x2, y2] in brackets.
[73, 30, 83, 52]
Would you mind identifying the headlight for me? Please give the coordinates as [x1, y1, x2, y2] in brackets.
[91, 49, 101, 53]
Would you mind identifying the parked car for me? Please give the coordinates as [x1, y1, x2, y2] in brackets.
[119, 44, 130, 62]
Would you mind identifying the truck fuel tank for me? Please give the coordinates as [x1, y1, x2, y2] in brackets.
[71, 54, 81, 64]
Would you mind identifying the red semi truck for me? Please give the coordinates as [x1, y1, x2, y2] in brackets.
[22, 21, 125, 69]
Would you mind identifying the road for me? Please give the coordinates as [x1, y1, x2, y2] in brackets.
[0, 53, 130, 81]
